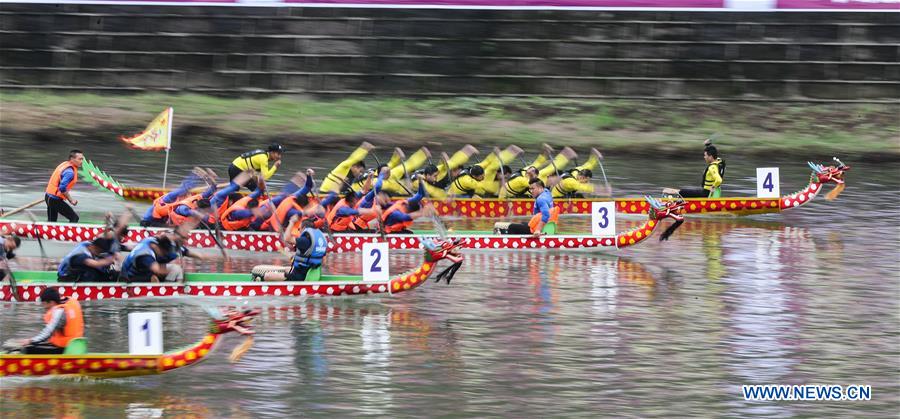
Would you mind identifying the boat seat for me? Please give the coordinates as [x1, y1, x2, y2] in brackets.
[542, 221, 558, 235]
[305, 266, 322, 282]
[63, 338, 88, 355]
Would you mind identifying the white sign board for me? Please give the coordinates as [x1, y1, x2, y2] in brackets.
[129, 312, 163, 355]
[362, 242, 390, 282]
[591, 202, 617, 237]
[756, 167, 780, 198]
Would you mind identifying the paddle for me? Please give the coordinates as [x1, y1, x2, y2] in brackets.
[494, 148, 512, 216]
[594, 149, 612, 195]
[23, 211, 48, 265]
[307, 176, 336, 244]
[440, 152, 457, 217]
[0, 231, 21, 302]
[1, 198, 43, 219]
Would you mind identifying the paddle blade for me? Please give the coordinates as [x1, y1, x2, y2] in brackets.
[825, 183, 845, 201]
[229, 336, 254, 363]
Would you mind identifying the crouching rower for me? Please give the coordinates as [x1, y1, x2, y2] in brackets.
[57, 237, 118, 282]
[17, 288, 83, 354]
[494, 178, 559, 237]
[382, 178, 434, 234]
[120, 234, 212, 282]
[263, 216, 328, 282]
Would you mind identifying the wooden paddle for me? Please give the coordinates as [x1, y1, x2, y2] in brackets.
[1, 198, 43, 219]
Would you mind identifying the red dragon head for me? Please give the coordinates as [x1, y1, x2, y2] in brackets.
[808, 157, 850, 200]
[210, 308, 261, 336]
[645, 196, 687, 241]
[422, 238, 465, 264]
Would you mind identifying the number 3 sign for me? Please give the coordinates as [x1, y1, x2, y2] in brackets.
[129, 312, 163, 355]
[363, 242, 390, 282]
[757, 168, 780, 198]
[591, 202, 616, 237]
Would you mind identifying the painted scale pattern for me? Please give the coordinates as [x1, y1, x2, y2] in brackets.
[0, 261, 437, 302]
[0, 334, 220, 378]
[0, 219, 655, 254]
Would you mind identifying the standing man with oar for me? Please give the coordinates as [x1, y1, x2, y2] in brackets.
[44, 149, 84, 223]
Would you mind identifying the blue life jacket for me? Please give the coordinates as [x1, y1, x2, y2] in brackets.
[293, 228, 328, 268]
[122, 237, 159, 278]
[57, 241, 91, 277]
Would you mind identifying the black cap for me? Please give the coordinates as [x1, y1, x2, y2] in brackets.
[5, 250, 15, 260]
[39, 287, 63, 303]
[581, 169, 593, 179]
[422, 164, 439, 175]
[91, 238, 114, 253]
[469, 166, 485, 177]
[268, 143, 284, 153]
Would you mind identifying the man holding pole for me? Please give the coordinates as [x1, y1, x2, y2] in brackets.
[44, 149, 84, 223]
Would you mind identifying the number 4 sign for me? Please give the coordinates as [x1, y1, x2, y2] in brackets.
[591, 202, 616, 237]
[362, 242, 390, 282]
[757, 168, 780, 198]
[129, 312, 163, 355]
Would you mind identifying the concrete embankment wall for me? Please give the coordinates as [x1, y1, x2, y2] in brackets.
[1, 4, 897, 101]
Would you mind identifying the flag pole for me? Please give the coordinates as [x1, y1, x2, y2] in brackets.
[161, 107, 173, 189]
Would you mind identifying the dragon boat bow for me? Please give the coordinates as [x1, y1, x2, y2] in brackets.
[0, 309, 259, 378]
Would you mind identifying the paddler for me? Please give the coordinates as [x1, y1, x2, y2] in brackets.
[228, 143, 284, 192]
[320, 141, 374, 194]
[448, 145, 523, 197]
[141, 170, 207, 227]
[219, 187, 268, 231]
[260, 169, 315, 232]
[381, 178, 434, 234]
[57, 237, 118, 282]
[45, 149, 84, 223]
[263, 216, 328, 281]
[120, 234, 211, 282]
[551, 148, 611, 198]
[663, 142, 725, 198]
[494, 178, 559, 237]
[501, 146, 578, 198]
[412, 145, 479, 199]
[17, 287, 83, 354]
[1, 234, 21, 282]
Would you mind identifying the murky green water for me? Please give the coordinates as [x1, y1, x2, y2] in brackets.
[1, 138, 899, 417]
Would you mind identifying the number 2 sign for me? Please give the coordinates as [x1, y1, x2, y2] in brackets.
[362, 242, 390, 282]
[129, 312, 163, 355]
[756, 168, 780, 198]
[591, 202, 616, 237]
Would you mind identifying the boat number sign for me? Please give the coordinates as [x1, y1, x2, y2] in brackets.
[129, 312, 163, 355]
[363, 242, 390, 282]
[757, 168, 781, 198]
[591, 202, 617, 237]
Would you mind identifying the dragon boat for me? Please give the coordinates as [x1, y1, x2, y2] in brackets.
[77, 159, 848, 217]
[0, 309, 259, 378]
[0, 238, 465, 302]
[0, 199, 686, 254]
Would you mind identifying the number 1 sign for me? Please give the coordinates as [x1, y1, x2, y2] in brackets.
[129, 312, 163, 355]
[757, 168, 780, 198]
[362, 242, 390, 282]
[591, 202, 616, 237]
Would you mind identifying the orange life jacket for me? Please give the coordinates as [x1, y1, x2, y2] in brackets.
[44, 298, 84, 348]
[326, 199, 368, 232]
[167, 194, 205, 226]
[220, 196, 255, 231]
[528, 206, 560, 234]
[381, 200, 413, 234]
[45, 161, 79, 199]
[262, 196, 304, 231]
